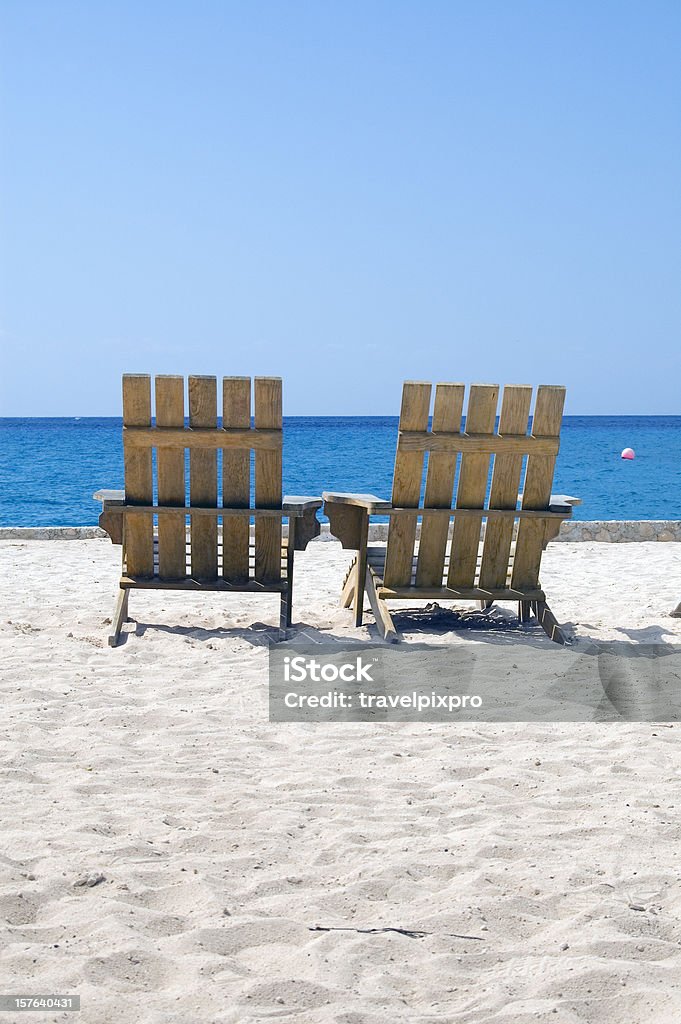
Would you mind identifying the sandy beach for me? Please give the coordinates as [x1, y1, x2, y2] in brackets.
[2, 537, 681, 1023]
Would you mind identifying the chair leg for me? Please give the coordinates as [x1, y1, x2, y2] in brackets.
[278, 524, 296, 639]
[109, 588, 129, 647]
[279, 586, 292, 640]
[519, 600, 533, 624]
[364, 568, 398, 642]
[533, 600, 566, 645]
[352, 517, 369, 627]
[352, 576, 365, 627]
[340, 561, 357, 608]
[479, 600, 494, 612]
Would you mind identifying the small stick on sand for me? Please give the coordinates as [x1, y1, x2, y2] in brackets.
[309, 925, 483, 940]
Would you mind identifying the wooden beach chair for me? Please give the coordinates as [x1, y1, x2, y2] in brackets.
[95, 374, 321, 646]
[323, 382, 580, 644]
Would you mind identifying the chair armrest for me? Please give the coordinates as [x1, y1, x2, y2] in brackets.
[322, 491, 392, 514]
[283, 496, 322, 549]
[516, 492, 581, 515]
[548, 494, 581, 514]
[550, 494, 581, 505]
[94, 489, 125, 505]
[323, 493, 391, 550]
[93, 489, 125, 544]
[282, 495, 323, 514]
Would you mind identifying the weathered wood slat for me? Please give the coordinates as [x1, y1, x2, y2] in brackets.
[321, 492, 392, 512]
[385, 507, 568, 520]
[113, 505, 303, 518]
[512, 386, 566, 590]
[155, 376, 187, 579]
[447, 384, 499, 588]
[222, 377, 251, 583]
[365, 567, 398, 642]
[534, 601, 566, 644]
[377, 585, 546, 601]
[352, 508, 369, 626]
[121, 576, 288, 593]
[254, 377, 283, 583]
[189, 376, 218, 581]
[383, 382, 431, 587]
[398, 432, 558, 455]
[122, 375, 154, 576]
[282, 496, 324, 512]
[478, 385, 532, 589]
[415, 383, 464, 587]
[123, 426, 281, 450]
[340, 566, 357, 608]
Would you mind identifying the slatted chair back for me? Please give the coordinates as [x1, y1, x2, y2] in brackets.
[121, 374, 283, 585]
[382, 381, 566, 593]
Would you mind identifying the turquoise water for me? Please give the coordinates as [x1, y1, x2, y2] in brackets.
[1, 417, 680, 526]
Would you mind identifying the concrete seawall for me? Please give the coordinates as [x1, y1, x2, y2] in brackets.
[2, 521, 681, 543]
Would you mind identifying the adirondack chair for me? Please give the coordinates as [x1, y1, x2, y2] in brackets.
[95, 374, 321, 646]
[323, 382, 580, 644]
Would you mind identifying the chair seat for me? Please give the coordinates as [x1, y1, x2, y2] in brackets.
[122, 535, 288, 587]
[363, 545, 545, 602]
[365, 542, 513, 588]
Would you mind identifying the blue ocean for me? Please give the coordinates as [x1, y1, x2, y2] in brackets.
[1, 417, 680, 526]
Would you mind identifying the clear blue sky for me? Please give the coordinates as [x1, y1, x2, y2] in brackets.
[1, 1, 680, 416]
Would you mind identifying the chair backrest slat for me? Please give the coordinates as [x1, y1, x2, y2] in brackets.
[478, 385, 532, 589]
[446, 385, 499, 589]
[254, 377, 283, 583]
[222, 377, 251, 583]
[415, 383, 464, 587]
[155, 375, 187, 579]
[383, 382, 432, 587]
[188, 376, 219, 581]
[122, 375, 154, 576]
[511, 386, 565, 590]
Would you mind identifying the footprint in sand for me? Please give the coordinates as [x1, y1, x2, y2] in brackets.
[239, 977, 335, 1014]
[83, 950, 174, 991]
[189, 919, 308, 958]
[1, 892, 40, 925]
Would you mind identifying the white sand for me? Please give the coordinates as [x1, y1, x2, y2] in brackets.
[2, 538, 681, 1024]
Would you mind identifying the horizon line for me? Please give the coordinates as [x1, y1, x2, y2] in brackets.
[2, 412, 681, 420]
